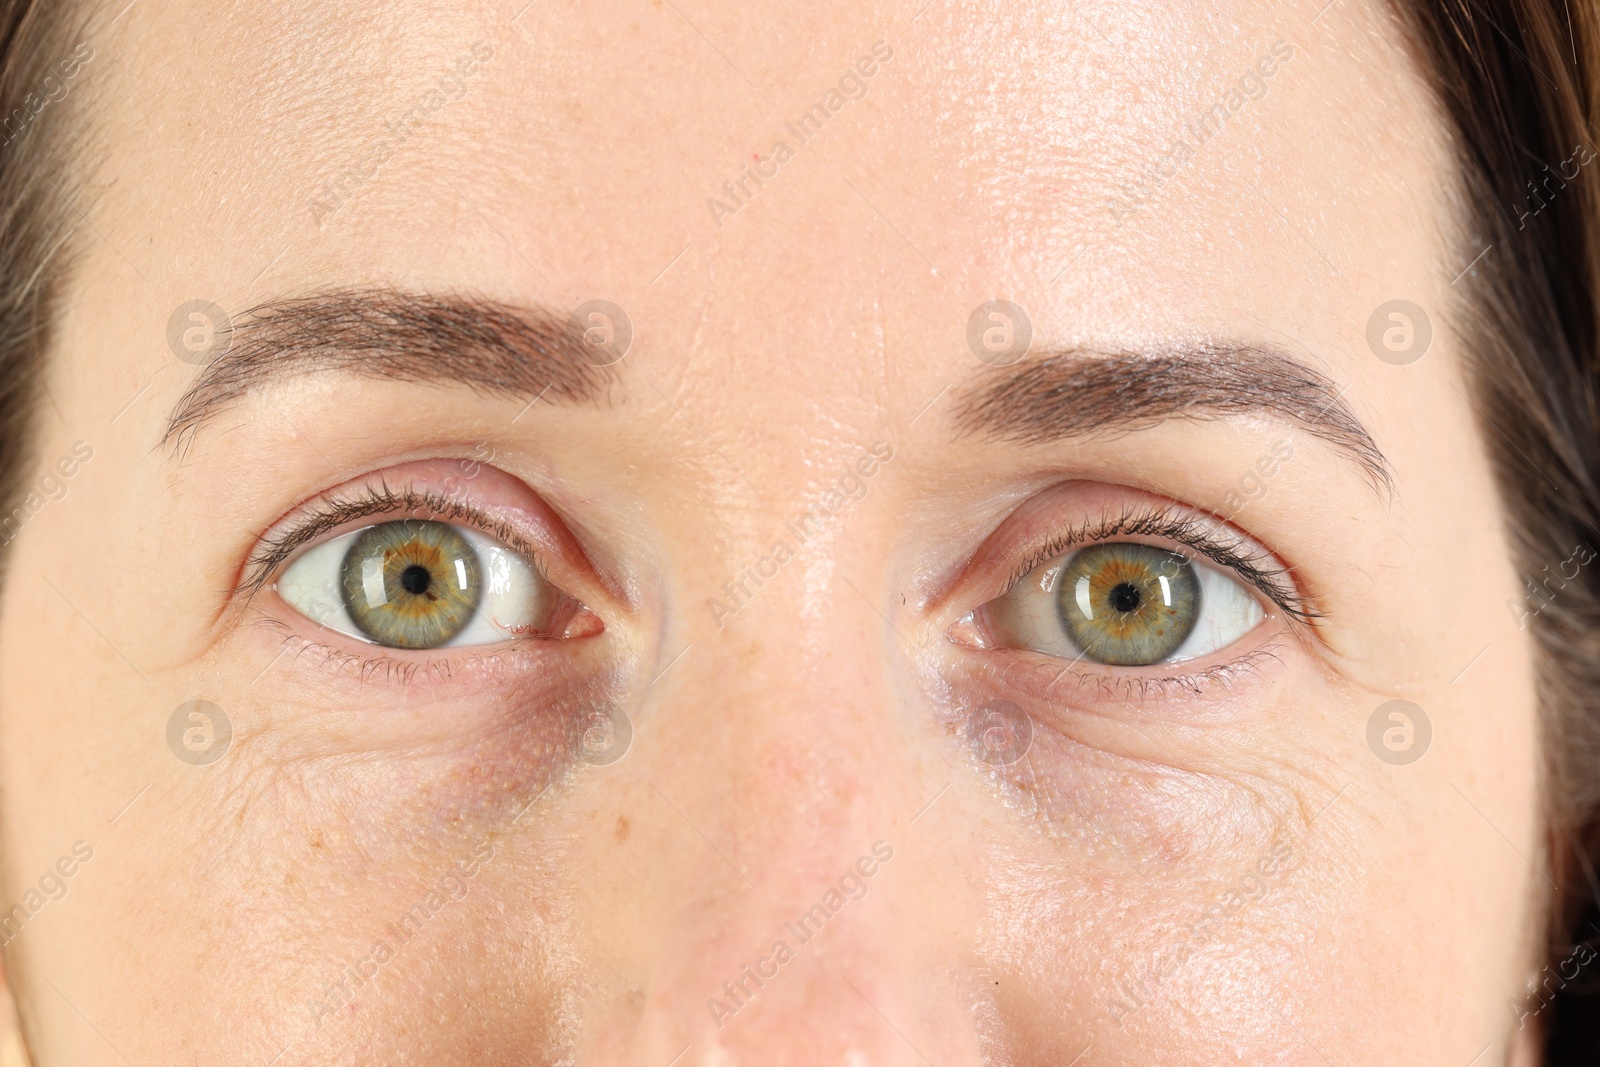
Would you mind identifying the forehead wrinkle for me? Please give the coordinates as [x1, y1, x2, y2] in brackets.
[100, 0, 496, 205]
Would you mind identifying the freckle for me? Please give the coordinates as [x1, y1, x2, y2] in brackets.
[615, 815, 630, 843]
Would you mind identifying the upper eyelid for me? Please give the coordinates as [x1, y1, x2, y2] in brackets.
[999, 509, 1317, 624]
[239, 484, 550, 602]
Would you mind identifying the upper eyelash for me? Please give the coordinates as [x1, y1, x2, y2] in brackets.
[239, 482, 548, 601]
[250, 494, 1307, 631]
[1001, 506, 1319, 623]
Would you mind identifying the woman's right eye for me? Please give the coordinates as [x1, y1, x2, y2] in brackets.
[276, 518, 564, 650]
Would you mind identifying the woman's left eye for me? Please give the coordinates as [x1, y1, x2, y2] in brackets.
[982, 541, 1266, 666]
[276, 518, 558, 649]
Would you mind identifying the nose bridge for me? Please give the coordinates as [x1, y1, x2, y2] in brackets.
[682, 545, 901, 883]
[606, 541, 974, 1064]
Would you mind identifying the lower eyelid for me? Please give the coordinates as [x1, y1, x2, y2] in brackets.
[925, 640, 1300, 860]
[978, 635, 1291, 711]
[249, 612, 577, 692]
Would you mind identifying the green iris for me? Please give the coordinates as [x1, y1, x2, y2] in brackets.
[340, 520, 482, 649]
[1056, 543, 1200, 665]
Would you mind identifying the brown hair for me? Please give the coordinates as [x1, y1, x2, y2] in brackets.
[1385, 0, 1600, 1053]
[0, 1, 91, 1058]
[0, 0, 86, 570]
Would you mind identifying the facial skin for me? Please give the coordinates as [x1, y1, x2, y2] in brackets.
[0, 0, 1549, 1063]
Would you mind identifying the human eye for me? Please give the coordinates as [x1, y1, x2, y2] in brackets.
[279, 517, 566, 649]
[218, 459, 620, 823]
[985, 540, 1266, 666]
[933, 485, 1324, 848]
[249, 468, 600, 655]
[949, 490, 1314, 694]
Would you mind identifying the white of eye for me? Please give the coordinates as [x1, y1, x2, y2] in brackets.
[276, 525, 550, 647]
[1164, 560, 1264, 662]
[988, 550, 1266, 664]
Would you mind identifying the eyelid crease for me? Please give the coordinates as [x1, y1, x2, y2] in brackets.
[240, 482, 553, 603]
[1000, 506, 1319, 625]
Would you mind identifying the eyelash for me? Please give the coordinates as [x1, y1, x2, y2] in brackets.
[999, 505, 1318, 625]
[239, 483, 550, 603]
[1020, 644, 1289, 702]
[243, 492, 1304, 685]
[253, 621, 548, 688]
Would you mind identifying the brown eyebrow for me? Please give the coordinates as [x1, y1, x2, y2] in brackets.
[163, 288, 613, 450]
[953, 344, 1393, 493]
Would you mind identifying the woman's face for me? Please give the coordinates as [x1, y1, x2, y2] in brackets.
[0, 0, 1548, 1063]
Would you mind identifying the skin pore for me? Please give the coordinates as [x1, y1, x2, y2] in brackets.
[0, 0, 1548, 1063]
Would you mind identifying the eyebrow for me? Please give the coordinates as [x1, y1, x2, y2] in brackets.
[952, 344, 1392, 492]
[163, 288, 612, 449]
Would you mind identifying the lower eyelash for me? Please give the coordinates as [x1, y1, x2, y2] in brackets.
[998, 641, 1288, 705]
[1006, 506, 1316, 624]
[257, 618, 447, 686]
[252, 614, 542, 689]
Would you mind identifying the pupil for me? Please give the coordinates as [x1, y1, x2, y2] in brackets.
[1108, 582, 1142, 613]
[400, 564, 432, 596]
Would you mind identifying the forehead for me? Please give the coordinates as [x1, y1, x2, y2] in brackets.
[84, 0, 1447, 405]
